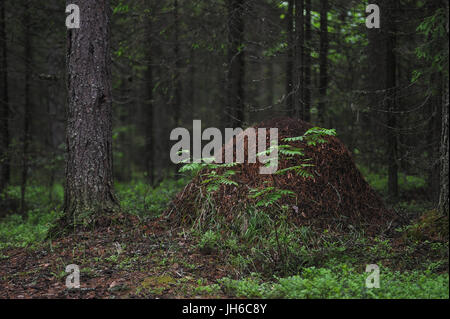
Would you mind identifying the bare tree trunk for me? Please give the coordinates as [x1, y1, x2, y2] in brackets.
[226, 0, 246, 127]
[438, 1, 449, 216]
[386, 2, 398, 199]
[266, 60, 274, 107]
[294, 0, 304, 119]
[426, 72, 442, 203]
[285, 0, 294, 116]
[64, 0, 118, 225]
[0, 0, 9, 192]
[145, 2, 155, 186]
[318, 0, 328, 126]
[303, 0, 311, 122]
[173, 0, 182, 127]
[21, 1, 32, 214]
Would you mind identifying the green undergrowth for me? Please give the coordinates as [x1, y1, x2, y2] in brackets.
[115, 178, 188, 218]
[198, 264, 449, 299]
[0, 184, 64, 249]
[357, 165, 427, 196]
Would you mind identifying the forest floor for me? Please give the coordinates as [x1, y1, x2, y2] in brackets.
[0, 215, 234, 299]
[0, 208, 448, 299]
[0, 179, 449, 299]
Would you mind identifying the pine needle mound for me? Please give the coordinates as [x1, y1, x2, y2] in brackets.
[167, 117, 395, 234]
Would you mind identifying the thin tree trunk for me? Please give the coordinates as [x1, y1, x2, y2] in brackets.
[64, 0, 118, 225]
[318, 0, 328, 126]
[266, 60, 274, 107]
[285, 0, 294, 116]
[173, 0, 182, 127]
[294, 0, 304, 119]
[188, 47, 195, 115]
[426, 72, 442, 203]
[226, 0, 245, 127]
[0, 0, 9, 192]
[21, 2, 32, 214]
[303, 0, 311, 122]
[386, 2, 398, 199]
[145, 3, 155, 186]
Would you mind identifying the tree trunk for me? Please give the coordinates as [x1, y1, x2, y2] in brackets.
[64, 0, 118, 224]
[285, 0, 294, 116]
[173, 0, 182, 127]
[0, 0, 9, 192]
[145, 2, 155, 186]
[426, 72, 442, 203]
[266, 60, 274, 107]
[438, 1, 449, 216]
[303, 0, 311, 122]
[386, 2, 398, 199]
[21, 1, 32, 214]
[226, 0, 245, 127]
[294, 0, 304, 119]
[318, 0, 328, 126]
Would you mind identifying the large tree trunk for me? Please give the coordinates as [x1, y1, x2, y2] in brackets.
[64, 0, 118, 225]
[438, 1, 449, 216]
[318, 0, 328, 126]
[226, 0, 245, 127]
[0, 0, 9, 192]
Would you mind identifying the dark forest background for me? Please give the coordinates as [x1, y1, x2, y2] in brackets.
[0, 0, 448, 212]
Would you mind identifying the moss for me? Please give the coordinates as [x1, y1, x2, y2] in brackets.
[405, 209, 449, 241]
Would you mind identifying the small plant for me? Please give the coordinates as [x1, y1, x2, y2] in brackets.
[197, 230, 221, 254]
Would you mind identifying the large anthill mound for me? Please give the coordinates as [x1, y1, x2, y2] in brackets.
[167, 117, 395, 234]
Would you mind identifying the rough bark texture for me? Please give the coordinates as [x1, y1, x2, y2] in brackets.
[0, 0, 9, 192]
[64, 0, 118, 223]
[438, 1, 449, 216]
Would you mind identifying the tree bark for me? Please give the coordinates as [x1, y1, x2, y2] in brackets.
[173, 0, 182, 127]
[21, 1, 32, 214]
[438, 0, 449, 216]
[226, 0, 245, 127]
[318, 0, 328, 126]
[0, 0, 9, 192]
[386, 2, 398, 199]
[294, 0, 304, 119]
[64, 0, 118, 224]
[303, 0, 311, 122]
[285, 0, 294, 116]
[145, 1, 155, 186]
